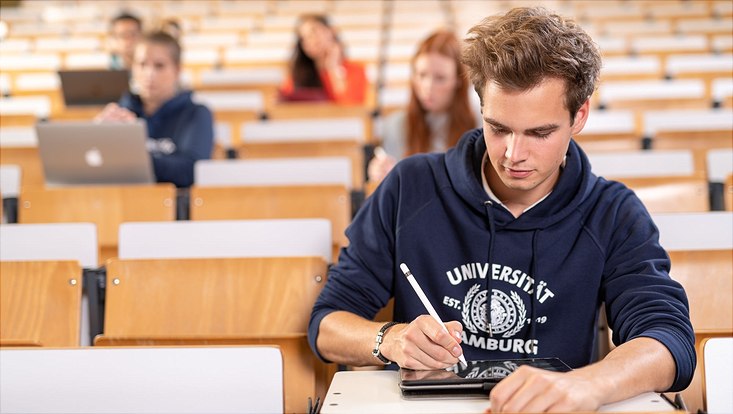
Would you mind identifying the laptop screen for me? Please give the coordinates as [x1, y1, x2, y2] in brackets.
[58, 70, 130, 107]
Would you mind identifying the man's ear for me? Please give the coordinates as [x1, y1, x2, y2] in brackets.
[570, 99, 590, 136]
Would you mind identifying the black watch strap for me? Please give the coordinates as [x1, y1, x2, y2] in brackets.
[372, 321, 399, 364]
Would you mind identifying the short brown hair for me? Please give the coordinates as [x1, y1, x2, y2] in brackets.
[110, 12, 142, 32]
[462, 7, 600, 120]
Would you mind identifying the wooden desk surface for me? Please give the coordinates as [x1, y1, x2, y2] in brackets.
[320, 371, 680, 414]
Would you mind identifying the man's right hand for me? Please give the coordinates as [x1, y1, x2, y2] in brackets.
[381, 315, 464, 369]
[94, 103, 136, 123]
[367, 147, 397, 183]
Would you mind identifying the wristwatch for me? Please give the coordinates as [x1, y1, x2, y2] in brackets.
[372, 321, 400, 364]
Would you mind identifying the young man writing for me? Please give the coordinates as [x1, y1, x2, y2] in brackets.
[309, 7, 694, 412]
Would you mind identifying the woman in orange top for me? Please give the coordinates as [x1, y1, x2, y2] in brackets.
[280, 14, 368, 105]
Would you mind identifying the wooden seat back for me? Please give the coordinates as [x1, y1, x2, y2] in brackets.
[643, 110, 733, 172]
[653, 212, 733, 412]
[655, 130, 733, 172]
[670, 250, 733, 413]
[0, 125, 42, 188]
[0, 147, 44, 189]
[0, 260, 82, 347]
[95, 256, 328, 414]
[577, 110, 642, 151]
[18, 184, 176, 264]
[619, 176, 710, 212]
[669, 250, 733, 332]
[190, 184, 350, 261]
[238, 141, 364, 189]
[239, 117, 369, 189]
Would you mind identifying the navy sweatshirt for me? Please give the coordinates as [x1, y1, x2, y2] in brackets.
[310, 128, 695, 392]
[120, 90, 213, 187]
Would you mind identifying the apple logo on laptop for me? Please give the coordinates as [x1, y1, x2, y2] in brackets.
[85, 147, 103, 167]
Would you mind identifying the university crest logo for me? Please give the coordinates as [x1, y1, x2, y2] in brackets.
[462, 284, 527, 338]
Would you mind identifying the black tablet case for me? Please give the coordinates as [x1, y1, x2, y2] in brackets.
[399, 357, 572, 398]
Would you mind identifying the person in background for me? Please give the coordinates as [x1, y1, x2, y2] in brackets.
[279, 14, 368, 104]
[95, 31, 213, 188]
[309, 7, 694, 413]
[108, 12, 143, 70]
[157, 17, 182, 40]
[368, 30, 478, 183]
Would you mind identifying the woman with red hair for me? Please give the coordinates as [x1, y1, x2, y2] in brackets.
[368, 30, 479, 182]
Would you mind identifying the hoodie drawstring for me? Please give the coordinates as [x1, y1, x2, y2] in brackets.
[483, 201, 541, 355]
[527, 229, 540, 357]
[483, 200, 496, 337]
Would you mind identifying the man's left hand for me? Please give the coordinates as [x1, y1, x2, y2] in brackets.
[488, 365, 604, 413]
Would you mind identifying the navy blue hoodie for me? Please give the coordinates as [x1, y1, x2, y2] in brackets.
[120, 90, 213, 187]
[310, 128, 695, 392]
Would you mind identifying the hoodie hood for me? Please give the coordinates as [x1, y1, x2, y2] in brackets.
[118, 89, 213, 188]
[445, 128, 598, 230]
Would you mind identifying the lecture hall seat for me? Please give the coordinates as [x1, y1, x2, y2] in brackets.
[575, 110, 642, 152]
[0, 260, 82, 347]
[95, 256, 328, 414]
[18, 184, 176, 264]
[0, 222, 98, 346]
[0, 346, 284, 413]
[190, 184, 350, 262]
[700, 337, 733, 413]
[653, 212, 733, 412]
[589, 149, 710, 213]
[0, 125, 44, 189]
[117, 219, 332, 263]
[114, 218, 334, 413]
[192, 90, 264, 150]
[238, 117, 369, 188]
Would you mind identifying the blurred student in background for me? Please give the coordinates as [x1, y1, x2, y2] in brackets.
[95, 31, 213, 188]
[368, 31, 478, 183]
[157, 17, 182, 40]
[108, 12, 143, 70]
[279, 14, 368, 104]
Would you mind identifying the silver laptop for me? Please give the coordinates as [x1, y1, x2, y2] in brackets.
[58, 70, 130, 107]
[36, 120, 155, 186]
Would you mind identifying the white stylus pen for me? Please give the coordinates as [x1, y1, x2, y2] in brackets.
[400, 263, 468, 368]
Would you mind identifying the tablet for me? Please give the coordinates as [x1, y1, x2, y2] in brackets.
[399, 357, 572, 398]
